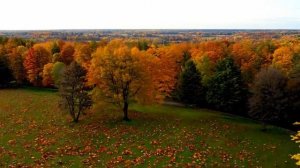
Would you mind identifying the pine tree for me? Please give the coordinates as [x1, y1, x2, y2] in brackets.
[206, 57, 247, 113]
[0, 54, 13, 87]
[178, 60, 205, 105]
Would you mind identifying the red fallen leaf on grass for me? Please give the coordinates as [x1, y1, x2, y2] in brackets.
[35, 136, 55, 146]
[188, 144, 195, 151]
[23, 143, 31, 149]
[0, 147, 4, 153]
[219, 151, 230, 162]
[193, 152, 201, 159]
[82, 145, 92, 153]
[133, 157, 143, 165]
[83, 158, 93, 165]
[29, 122, 37, 129]
[8, 139, 16, 146]
[42, 151, 55, 160]
[122, 149, 133, 155]
[186, 162, 195, 167]
[21, 108, 29, 113]
[223, 124, 230, 129]
[124, 159, 132, 167]
[117, 156, 123, 162]
[137, 145, 146, 150]
[169, 156, 176, 163]
[15, 118, 23, 124]
[7, 151, 17, 158]
[89, 152, 98, 158]
[200, 141, 207, 147]
[97, 146, 108, 153]
[151, 140, 159, 145]
[155, 148, 163, 156]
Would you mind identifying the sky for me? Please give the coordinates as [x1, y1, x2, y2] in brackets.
[0, 0, 299, 30]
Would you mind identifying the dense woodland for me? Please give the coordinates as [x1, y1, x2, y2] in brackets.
[0, 36, 300, 128]
[0, 36, 300, 166]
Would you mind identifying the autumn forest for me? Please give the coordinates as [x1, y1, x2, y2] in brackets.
[1, 33, 300, 167]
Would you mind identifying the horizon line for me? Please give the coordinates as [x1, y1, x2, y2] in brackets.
[1, 28, 300, 32]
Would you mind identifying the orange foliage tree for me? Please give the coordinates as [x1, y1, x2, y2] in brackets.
[74, 43, 92, 70]
[231, 39, 258, 81]
[24, 45, 51, 86]
[231, 39, 256, 69]
[60, 43, 75, 65]
[146, 44, 185, 95]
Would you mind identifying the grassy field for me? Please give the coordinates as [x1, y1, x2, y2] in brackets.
[0, 88, 298, 167]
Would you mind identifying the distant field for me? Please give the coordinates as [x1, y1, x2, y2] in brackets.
[0, 88, 298, 167]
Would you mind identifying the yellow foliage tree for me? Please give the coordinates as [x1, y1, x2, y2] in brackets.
[88, 39, 161, 120]
[74, 43, 92, 70]
[272, 46, 294, 74]
[42, 63, 54, 87]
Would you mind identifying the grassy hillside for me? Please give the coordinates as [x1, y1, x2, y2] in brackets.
[0, 88, 298, 167]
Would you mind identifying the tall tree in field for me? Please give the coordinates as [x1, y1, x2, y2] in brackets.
[178, 60, 205, 105]
[206, 57, 247, 113]
[248, 67, 288, 130]
[59, 62, 91, 123]
[23, 45, 51, 86]
[89, 40, 159, 121]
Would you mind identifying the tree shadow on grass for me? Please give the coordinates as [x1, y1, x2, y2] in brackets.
[219, 113, 295, 136]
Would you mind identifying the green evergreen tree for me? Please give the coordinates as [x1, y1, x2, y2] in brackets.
[0, 54, 14, 87]
[178, 60, 206, 105]
[206, 57, 247, 113]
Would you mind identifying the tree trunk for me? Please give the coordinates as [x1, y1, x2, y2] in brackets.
[74, 118, 79, 123]
[123, 101, 129, 121]
[74, 111, 80, 123]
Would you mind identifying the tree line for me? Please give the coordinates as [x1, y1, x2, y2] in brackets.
[0, 36, 299, 128]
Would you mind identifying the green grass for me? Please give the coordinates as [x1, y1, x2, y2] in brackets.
[0, 88, 298, 167]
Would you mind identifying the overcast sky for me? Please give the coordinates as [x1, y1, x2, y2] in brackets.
[0, 0, 299, 30]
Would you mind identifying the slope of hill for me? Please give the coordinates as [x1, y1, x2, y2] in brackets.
[0, 88, 297, 167]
